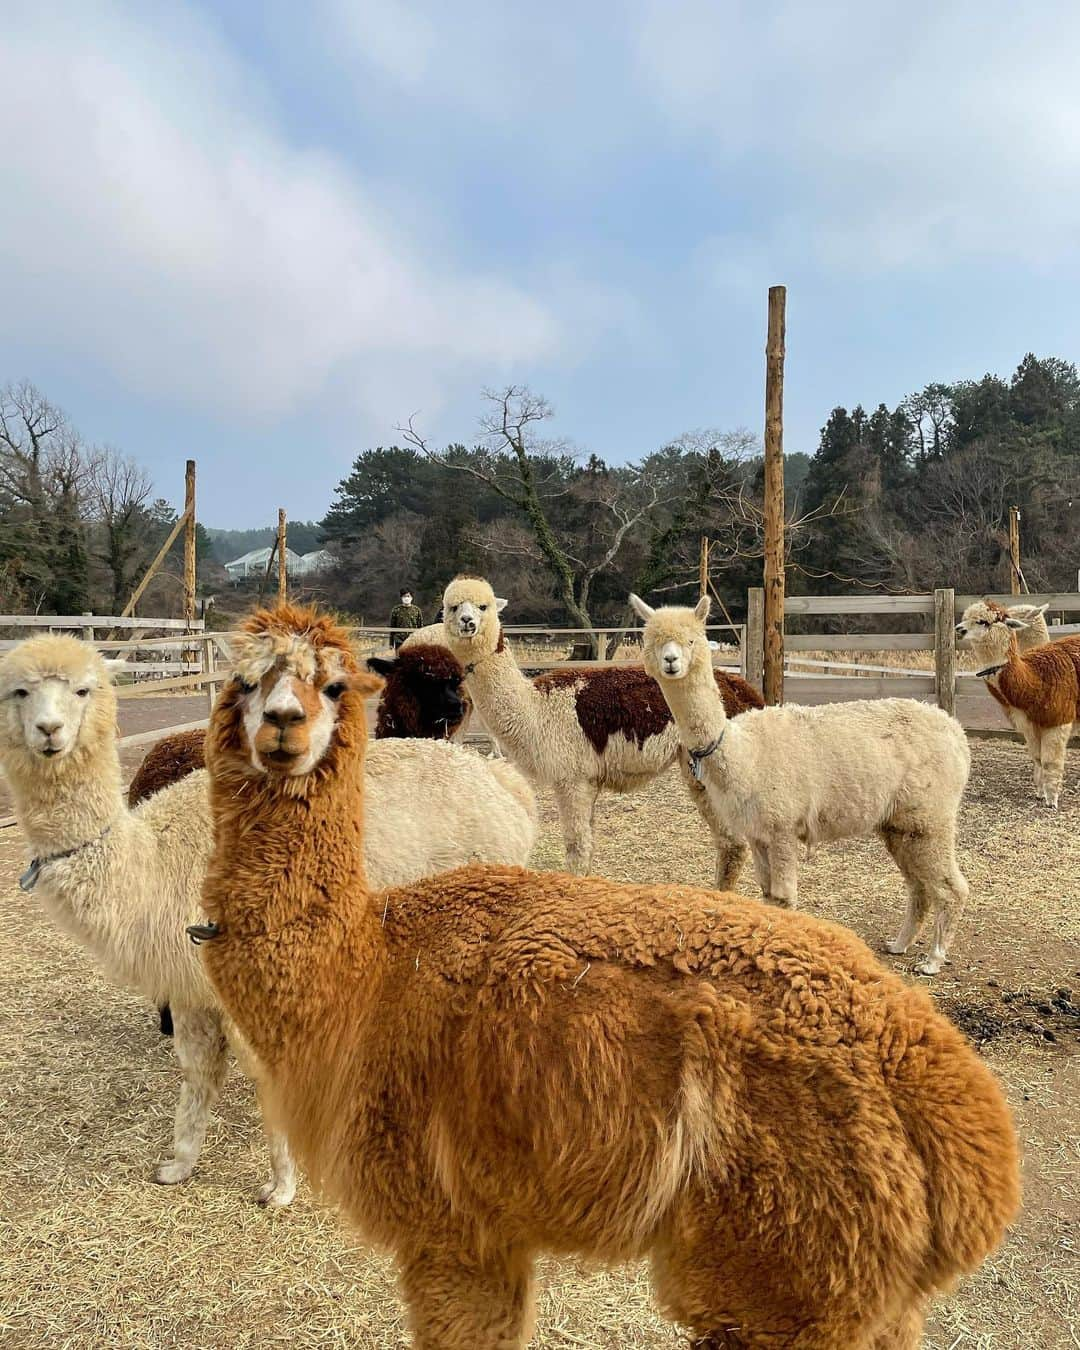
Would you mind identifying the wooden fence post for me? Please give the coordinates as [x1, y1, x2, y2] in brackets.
[934, 588, 956, 715]
[203, 634, 217, 718]
[746, 587, 765, 693]
[277, 508, 288, 604]
[183, 460, 196, 626]
[763, 284, 786, 705]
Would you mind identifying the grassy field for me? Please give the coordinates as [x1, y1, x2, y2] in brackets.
[1, 739, 1077, 1348]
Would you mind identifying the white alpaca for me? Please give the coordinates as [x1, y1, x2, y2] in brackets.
[632, 595, 971, 976]
[956, 598, 1080, 807]
[0, 634, 537, 1204]
[441, 575, 764, 883]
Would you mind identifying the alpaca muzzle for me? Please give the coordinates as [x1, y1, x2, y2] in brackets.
[187, 921, 220, 945]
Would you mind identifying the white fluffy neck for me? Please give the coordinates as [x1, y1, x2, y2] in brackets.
[457, 633, 541, 745]
[655, 658, 730, 750]
[4, 736, 125, 855]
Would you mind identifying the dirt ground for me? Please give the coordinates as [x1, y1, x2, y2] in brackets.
[0, 739, 1077, 1349]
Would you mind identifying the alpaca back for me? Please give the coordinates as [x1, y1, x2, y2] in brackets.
[364, 739, 537, 885]
[724, 699, 969, 841]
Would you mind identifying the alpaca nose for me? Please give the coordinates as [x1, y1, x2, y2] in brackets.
[955, 624, 966, 638]
[460, 618, 475, 634]
[264, 705, 306, 730]
[36, 718, 63, 736]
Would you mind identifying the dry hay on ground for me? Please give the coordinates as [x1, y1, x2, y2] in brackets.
[0, 739, 1077, 1348]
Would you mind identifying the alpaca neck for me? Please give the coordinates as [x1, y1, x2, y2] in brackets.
[204, 748, 383, 1066]
[996, 635, 1043, 705]
[658, 660, 730, 750]
[459, 633, 541, 748]
[4, 736, 124, 856]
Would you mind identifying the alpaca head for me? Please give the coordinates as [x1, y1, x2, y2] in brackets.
[441, 576, 507, 657]
[215, 605, 382, 779]
[955, 598, 1026, 664]
[1006, 601, 1050, 652]
[366, 643, 468, 738]
[630, 594, 712, 682]
[0, 635, 119, 767]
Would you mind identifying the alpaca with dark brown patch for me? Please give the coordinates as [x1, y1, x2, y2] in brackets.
[440, 576, 764, 882]
[367, 642, 471, 739]
[198, 603, 1020, 1350]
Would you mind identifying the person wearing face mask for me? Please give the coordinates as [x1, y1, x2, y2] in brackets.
[389, 587, 424, 649]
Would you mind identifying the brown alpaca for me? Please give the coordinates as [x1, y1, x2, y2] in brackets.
[367, 642, 472, 739]
[198, 604, 1020, 1350]
[128, 729, 207, 807]
[956, 597, 1080, 807]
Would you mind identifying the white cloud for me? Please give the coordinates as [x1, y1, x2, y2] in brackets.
[0, 2, 560, 420]
[635, 0, 1080, 273]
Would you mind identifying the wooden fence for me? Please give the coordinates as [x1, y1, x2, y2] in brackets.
[744, 589, 1080, 722]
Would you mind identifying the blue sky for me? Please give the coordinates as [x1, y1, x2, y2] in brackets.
[3, 1, 1080, 527]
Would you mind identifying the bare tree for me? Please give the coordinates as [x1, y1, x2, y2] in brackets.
[93, 449, 155, 612]
[400, 386, 667, 647]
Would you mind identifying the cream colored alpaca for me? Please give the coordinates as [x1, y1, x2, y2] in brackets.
[0, 634, 537, 1204]
[632, 595, 971, 976]
[441, 575, 763, 883]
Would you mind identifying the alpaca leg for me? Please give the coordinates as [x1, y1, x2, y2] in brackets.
[1014, 714, 1043, 795]
[154, 1007, 228, 1185]
[883, 819, 968, 976]
[399, 1242, 534, 1350]
[917, 863, 969, 977]
[750, 842, 771, 900]
[868, 1304, 925, 1349]
[878, 826, 931, 956]
[554, 780, 599, 874]
[678, 759, 747, 889]
[255, 1126, 297, 1209]
[1038, 723, 1072, 809]
[764, 839, 799, 908]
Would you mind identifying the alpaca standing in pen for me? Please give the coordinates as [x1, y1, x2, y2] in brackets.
[0, 630, 537, 1204]
[632, 594, 971, 976]
[197, 603, 1018, 1348]
[956, 597, 1080, 807]
[440, 574, 763, 884]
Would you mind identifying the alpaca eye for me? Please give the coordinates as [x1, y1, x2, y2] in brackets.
[237, 678, 257, 694]
[479, 604, 488, 611]
[323, 682, 346, 700]
[75, 688, 90, 698]
[13, 689, 28, 700]
[449, 604, 459, 613]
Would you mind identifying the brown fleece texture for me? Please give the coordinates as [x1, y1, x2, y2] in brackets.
[200, 605, 1019, 1350]
[127, 729, 206, 807]
[993, 635, 1080, 727]
[534, 665, 763, 754]
[372, 643, 472, 740]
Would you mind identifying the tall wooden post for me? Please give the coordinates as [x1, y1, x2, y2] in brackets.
[699, 535, 709, 600]
[277, 508, 288, 604]
[1008, 506, 1021, 595]
[934, 588, 956, 715]
[745, 587, 765, 693]
[182, 460, 196, 626]
[763, 285, 786, 706]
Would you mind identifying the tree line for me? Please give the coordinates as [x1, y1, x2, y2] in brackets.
[3, 354, 1077, 627]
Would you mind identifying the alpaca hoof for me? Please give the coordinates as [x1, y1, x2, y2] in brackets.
[884, 937, 909, 956]
[256, 1179, 296, 1208]
[914, 956, 944, 977]
[154, 1159, 194, 1185]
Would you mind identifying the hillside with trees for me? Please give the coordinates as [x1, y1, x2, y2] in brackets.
[2, 355, 1077, 627]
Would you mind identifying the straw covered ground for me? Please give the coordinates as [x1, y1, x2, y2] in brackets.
[1, 739, 1077, 1349]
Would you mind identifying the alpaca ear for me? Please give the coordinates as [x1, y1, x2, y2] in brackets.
[1004, 617, 1028, 630]
[629, 593, 655, 623]
[366, 655, 395, 676]
[351, 671, 385, 699]
[694, 595, 711, 622]
[495, 597, 508, 613]
[102, 658, 130, 678]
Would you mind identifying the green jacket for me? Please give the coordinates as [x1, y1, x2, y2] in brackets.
[389, 602, 424, 636]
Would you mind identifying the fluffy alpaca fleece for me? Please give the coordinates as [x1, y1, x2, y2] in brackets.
[367, 642, 472, 740]
[956, 598, 1080, 807]
[440, 575, 763, 884]
[632, 595, 971, 977]
[0, 630, 537, 1206]
[198, 603, 1019, 1350]
[128, 728, 207, 806]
